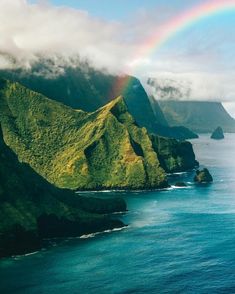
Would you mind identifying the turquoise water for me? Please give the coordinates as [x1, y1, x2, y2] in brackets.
[1, 134, 235, 293]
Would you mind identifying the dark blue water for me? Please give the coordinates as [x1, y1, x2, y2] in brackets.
[1, 134, 235, 294]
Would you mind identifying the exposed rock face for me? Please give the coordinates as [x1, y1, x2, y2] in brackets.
[150, 135, 199, 173]
[211, 127, 224, 140]
[0, 79, 198, 190]
[194, 168, 213, 183]
[0, 127, 126, 258]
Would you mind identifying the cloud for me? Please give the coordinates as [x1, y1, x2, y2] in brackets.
[0, 0, 234, 115]
[144, 72, 235, 102]
[0, 0, 136, 72]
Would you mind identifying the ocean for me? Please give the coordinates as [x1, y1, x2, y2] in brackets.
[1, 134, 235, 293]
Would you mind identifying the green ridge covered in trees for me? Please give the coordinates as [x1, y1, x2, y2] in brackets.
[0, 78, 197, 191]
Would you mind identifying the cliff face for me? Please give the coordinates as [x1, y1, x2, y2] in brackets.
[0, 127, 126, 258]
[158, 101, 235, 133]
[0, 64, 197, 140]
[0, 79, 197, 191]
[151, 135, 198, 173]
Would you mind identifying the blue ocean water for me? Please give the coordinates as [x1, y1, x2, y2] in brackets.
[1, 134, 235, 294]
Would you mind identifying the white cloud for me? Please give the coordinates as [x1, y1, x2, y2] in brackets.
[144, 72, 235, 102]
[0, 0, 135, 72]
[0, 0, 234, 116]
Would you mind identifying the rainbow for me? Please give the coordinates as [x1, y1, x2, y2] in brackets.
[111, 0, 235, 98]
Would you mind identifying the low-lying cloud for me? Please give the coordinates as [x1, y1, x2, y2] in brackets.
[0, 0, 135, 72]
[145, 73, 235, 102]
[0, 0, 235, 115]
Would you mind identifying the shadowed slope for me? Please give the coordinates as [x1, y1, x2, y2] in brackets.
[0, 126, 126, 257]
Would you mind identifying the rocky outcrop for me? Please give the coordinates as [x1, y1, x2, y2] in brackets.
[194, 168, 213, 183]
[211, 127, 224, 140]
[150, 135, 199, 173]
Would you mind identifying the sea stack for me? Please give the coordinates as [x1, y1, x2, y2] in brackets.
[194, 168, 213, 184]
[211, 127, 224, 140]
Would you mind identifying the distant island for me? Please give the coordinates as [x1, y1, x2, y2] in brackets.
[211, 127, 224, 140]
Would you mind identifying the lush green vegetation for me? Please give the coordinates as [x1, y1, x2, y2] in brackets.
[0, 126, 126, 257]
[194, 168, 213, 183]
[0, 77, 199, 256]
[0, 78, 198, 190]
[151, 135, 198, 173]
[0, 79, 166, 189]
[0, 63, 198, 140]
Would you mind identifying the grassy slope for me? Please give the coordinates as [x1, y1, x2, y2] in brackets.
[0, 66, 161, 132]
[0, 65, 198, 139]
[0, 79, 198, 190]
[0, 79, 168, 190]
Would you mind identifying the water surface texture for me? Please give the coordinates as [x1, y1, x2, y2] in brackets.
[1, 135, 235, 293]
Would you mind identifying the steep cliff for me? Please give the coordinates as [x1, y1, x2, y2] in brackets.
[0, 79, 198, 191]
[0, 127, 126, 257]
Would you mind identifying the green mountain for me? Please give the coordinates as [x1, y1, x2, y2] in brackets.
[0, 64, 197, 140]
[158, 101, 235, 133]
[0, 79, 197, 191]
[149, 96, 198, 139]
[0, 127, 126, 257]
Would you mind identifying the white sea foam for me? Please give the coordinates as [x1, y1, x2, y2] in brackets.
[171, 185, 191, 189]
[76, 189, 126, 194]
[13, 251, 39, 259]
[167, 171, 189, 176]
[80, 227, 126, 239]
[23, 251, 39, 257]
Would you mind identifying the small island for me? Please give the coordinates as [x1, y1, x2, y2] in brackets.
[194, 168, 213, 184]
[211, 126, 224, 140]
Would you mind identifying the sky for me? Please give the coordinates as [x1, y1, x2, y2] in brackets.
[30, 0, 191, 20]
[2, 0, 235, 116]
